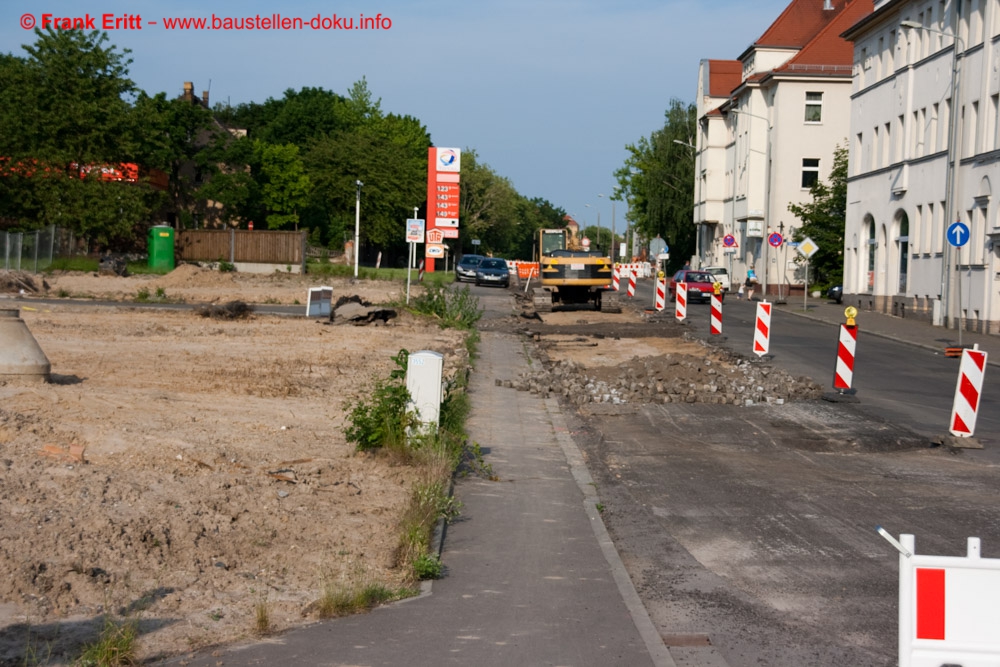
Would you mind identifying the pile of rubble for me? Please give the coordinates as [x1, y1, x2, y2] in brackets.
[501, 347, 824, 407]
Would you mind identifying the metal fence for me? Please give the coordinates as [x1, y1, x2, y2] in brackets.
[1, 226, 72, 273]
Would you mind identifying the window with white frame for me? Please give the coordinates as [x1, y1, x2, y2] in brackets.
[805, 92, 823, 122]
[801, 158, 820, 188]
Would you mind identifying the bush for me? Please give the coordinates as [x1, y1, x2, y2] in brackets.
[343, 350, 413, 452]
[410, 283, 482, 330]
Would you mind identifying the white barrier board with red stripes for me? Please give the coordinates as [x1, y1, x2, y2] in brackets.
[950, 345, 987, 437]
[753, 301, 771, 356]
[675, 282, 687, 321]
[897, 533, 1000, 667]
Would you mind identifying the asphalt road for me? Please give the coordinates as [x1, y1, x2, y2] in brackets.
[477, 282, 1000, 667]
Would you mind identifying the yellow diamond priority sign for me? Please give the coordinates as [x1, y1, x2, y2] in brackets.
[797, 236, 819, 259]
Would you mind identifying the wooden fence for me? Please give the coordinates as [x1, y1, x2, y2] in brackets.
[176, 230, 307, 269]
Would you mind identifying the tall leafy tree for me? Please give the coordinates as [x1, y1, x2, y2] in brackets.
[0, 28, 151, 245]
[614, 98, 697, 271]
[255, 140, 311, 230]
[787, 145, 847, 286]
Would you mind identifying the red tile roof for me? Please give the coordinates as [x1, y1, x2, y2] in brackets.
[708, 60, 742, 97]
[756, 0, 846, 49]
[775, 0, 870, 71]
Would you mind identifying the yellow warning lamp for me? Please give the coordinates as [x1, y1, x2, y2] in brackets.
[713, 281, 723, 296]
[657, 270, 665, 279]
[844, 305, 858, 327]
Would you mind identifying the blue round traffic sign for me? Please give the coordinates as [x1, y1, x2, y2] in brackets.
[768, 232, 783, 247]
[947, 221, 970, 247]
[723, 234, 736, 247]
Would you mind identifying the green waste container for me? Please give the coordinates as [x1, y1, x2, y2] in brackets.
[148, 225, 175, 270]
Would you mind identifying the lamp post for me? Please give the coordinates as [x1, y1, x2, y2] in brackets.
[730, 108, 773, 298]
[900, 20, 964, 333]
[353, 179, 363, 278]
[673, 139, 697, 265]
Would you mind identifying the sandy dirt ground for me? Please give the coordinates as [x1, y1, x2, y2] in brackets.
[0, 266, 467, 664]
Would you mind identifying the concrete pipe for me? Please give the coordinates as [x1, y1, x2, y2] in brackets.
[0, 308, 50, 383]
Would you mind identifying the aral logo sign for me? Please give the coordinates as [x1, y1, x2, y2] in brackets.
[436, 148, 461, 172]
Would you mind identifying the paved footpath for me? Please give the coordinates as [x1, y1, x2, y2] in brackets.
[169, 331, 677, 666]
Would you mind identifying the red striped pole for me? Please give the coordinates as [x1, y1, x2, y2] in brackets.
[753, 301, 771, 356]
[710, 293, 722, 335]
[627, 269, 636, 298]
[655, 277, 666, 311]
[675, 282, 687, 321]
[950, 344, 988, 437]
[611, 265, 620, 291]
[834, 324, 858, 390]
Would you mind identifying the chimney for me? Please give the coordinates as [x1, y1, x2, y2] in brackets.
[202, 90, 209, 106]
[823, 0, 835, 9]
[182, 81, 194, 101]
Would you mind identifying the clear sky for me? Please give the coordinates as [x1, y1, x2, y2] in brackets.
[2, 0, 792, 231]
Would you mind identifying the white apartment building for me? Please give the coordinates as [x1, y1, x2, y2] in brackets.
[843, 0, 1000, 333]
[693, 0, 868, 296]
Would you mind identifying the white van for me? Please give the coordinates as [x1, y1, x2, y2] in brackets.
[703, 266, 731, 292]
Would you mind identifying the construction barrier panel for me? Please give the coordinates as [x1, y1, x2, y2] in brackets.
[675, 282, 687, 322]
[611, 266, 620, 292]
[655, 278, 666, 311]
[950, 345, 988, 437]
[834, 324, 858, 390]
[896, 533, 1000, 667]
[626, 269, 636, 298]
[710, 293, 722, 335]
[753, 301, 771, 357]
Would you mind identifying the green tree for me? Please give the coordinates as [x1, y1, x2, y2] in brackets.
[614, 98, 697, 272]
[254, 140, 311, 230]
[458, 149, 521, 256]
[0, 28, 151, 245]
[787, 144, 847, 286]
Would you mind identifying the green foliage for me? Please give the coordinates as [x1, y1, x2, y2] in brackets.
[410, 283, 482, 329]
[615, 98, 697, 272]
[76, 614, 138, 666]
[412, 554, 443, 580]
[343, 350, 413, 452]
[254, 140, 311, 230]
[788, 144, 848, 286]
[45, 257, 99, 273]
[316, 580, 415, 618]
[217, 258, 235, 272]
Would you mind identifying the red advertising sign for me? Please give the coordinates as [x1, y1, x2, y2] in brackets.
[426, 147, 462, 269]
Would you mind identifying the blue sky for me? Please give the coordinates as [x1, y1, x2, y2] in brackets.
[2, 0, 792, 231]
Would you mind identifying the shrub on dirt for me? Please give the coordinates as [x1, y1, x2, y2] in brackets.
[196, 301, 255, 319]
[344, 349, 414, 453]
[410, 283, 481, 329]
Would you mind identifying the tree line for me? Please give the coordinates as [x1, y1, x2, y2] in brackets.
[0, 28, 566, 263]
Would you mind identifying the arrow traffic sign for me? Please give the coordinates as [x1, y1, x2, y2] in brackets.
[947, 221, 970, 247]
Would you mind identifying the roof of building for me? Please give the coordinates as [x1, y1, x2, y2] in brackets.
[707, 60, 742, 97]
[754, 0, 847, 50]
[773, 0, 870, 74]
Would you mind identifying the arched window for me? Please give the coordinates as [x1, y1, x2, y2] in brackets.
[867, 217, 876, 293]
[897, 213, 909, 294]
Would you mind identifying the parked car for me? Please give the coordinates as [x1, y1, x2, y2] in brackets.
[455, 254, 485, 283]
[703, 266, 731, 292]
[827, 284, 843, 304]
[669, 269, 723, 303]
[475, 258, 511, 287]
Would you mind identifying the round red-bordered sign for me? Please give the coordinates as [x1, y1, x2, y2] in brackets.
[723, 234, 736, 247]
[768, 232, 783, 247]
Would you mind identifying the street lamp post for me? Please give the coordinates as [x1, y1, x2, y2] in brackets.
[585, 202, 602, 248]
[353, 179, 363, 278]
[730, 108, 773, 297]
[900, 20, 964, 334]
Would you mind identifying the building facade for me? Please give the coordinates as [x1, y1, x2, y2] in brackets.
[843, 0, 1000, 333]
[693, 0, 869, 296]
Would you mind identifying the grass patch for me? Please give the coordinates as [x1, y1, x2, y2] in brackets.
[306, 262, 454, 287]
[409, 283, 482, 330]
[76, 614, 139, 666]
[252, 590, 271, 636]
[45, 257, 99, 273]
[315, 579, 416, 619]
[134, 286, 169, 303]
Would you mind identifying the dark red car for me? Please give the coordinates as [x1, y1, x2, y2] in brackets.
[669, 269, 724, 303]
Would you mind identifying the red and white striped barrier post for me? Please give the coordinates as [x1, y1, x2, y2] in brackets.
[611, 265, 620, 292]
[950, 344, 987, 437]
[418, 259, 425, 282]
[655, 277, 666, 311]
[753, 301, 771, 357]
[710, 293, 722, 335]
[627, 269, 636, 298]
[834, 321, 858, 391]
[675, 282, 687, 321]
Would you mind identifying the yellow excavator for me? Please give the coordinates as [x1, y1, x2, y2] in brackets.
[533, 224, 613, 311]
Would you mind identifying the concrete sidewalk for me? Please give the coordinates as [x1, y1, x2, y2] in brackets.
[168, 331, 676, 666]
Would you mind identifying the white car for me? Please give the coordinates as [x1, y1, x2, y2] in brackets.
[703, 267, 731, 292]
